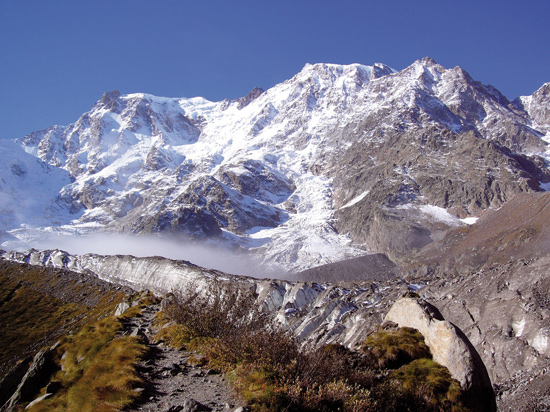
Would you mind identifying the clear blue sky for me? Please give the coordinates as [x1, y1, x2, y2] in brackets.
[1, 1, 549, 140]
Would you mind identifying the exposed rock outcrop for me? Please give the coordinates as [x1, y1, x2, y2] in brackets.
[0, 345, 58, 412]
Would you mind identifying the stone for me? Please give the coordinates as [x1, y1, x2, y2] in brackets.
[114, 301, 131, 316]
[24, 393, 51, 410]
[169, 364, 183, 376]
[179, 398, 211, 412]
[385, 296, 496, 412]
[1, 347, 58, 412]
[0, 358, 32, 408]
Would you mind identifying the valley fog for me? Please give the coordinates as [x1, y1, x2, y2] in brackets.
[25, 233, 280, 279]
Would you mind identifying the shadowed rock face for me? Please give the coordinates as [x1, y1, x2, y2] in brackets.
[385, 297, 496, 412]
[1, 347, 58, 412]
[332, 129, 550, 261]
[288, 253, 397, 283]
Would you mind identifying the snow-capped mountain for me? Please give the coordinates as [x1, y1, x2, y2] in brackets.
[2, 58, 549, 272]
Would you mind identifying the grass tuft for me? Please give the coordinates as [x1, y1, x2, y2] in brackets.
[26, 313, 148, 412]
[361, 326, 432, 369]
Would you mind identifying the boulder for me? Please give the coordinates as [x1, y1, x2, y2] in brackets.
[114, 301, 131, 316]
[385, 296, 495, 412]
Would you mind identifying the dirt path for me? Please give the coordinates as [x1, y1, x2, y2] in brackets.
[122, 302, 246, 412]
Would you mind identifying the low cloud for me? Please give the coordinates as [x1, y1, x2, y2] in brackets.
[25, 233, 282, 279]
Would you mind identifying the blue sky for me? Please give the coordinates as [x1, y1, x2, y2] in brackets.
[1, 1, 549, 140]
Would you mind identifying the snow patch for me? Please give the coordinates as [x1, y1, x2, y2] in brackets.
[531, 329, 549, 354]
[419, 205, 460, 225]
[512, 318, 526, 337]
[339, 191, 369, 209]
[460, 217, 479, 225]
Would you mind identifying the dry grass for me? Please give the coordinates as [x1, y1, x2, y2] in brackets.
[26, 313, 148, 412]
[0, 261, 126, 378]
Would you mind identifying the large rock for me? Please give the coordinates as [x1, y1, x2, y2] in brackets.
[385, 296, 495, 412]
[0, 345, 58, 412]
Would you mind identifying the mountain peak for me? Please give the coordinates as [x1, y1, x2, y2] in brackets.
[371, 62, 395, 79]
[418, 56, 438, 66]
[98, 90, 122, 112]
[100, 90, 121, 104]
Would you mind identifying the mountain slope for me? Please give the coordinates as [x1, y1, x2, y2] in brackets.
[2, 58, 549, 271]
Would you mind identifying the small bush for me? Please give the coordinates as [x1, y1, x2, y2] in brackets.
[230, 364, 281, 408]
[277, 378, 373, 412]
[390, 358, 466, 411]
[294, 344, 377, 389]
[204, 328, 299, 373]
[164, 280, 267, 341]
[154, 323, 194, 349]
[361, 326, 431, 369]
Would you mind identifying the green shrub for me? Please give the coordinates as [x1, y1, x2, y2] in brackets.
[361, 326, 431, 369]
[390, 358, 466, 411]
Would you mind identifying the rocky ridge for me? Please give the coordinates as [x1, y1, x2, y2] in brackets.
[0, 248, 405, 350]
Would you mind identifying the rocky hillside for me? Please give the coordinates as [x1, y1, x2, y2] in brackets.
[0, 249, 493, 411]
[1, 58, 549, 271]
[403, 192, 550, 410]
[289, 253, 398, 283]
[0, 259, 131, 410]
[2, 188, 550, 410]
